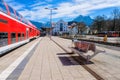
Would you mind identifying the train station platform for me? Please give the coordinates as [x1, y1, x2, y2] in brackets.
[0, 36, 120, 80]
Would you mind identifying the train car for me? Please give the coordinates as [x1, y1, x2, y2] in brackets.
[0, 0, 40, 55]
[97, 31, 120, 37]
[97, 32, 107, 37]
[107, 31, 120, 37]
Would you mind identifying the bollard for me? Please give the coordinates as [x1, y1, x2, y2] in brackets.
[103, 35, 107, 42]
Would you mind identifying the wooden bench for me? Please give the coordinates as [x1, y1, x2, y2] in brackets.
[69, 40, 105, 62]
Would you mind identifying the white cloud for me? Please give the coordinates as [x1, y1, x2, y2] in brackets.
[19, 5, 53, 22]
[30, 2, 46, 7]
[4, 0, 120, 22]
[5, 0, 25, 10]
[52, 0, 120, 20]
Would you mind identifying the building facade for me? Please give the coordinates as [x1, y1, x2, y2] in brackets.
[52, 19, 69, 35]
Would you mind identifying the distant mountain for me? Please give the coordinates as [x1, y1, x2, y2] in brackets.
[30, 20, 43, 29]
[68, 21, 78, 26]
[73, 15, 93, 26]
[44, 22, 51, 28]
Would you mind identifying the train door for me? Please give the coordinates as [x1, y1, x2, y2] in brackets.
[26, 28, 29, 39]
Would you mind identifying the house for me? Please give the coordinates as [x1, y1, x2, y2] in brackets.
[52, 19, 69, 35]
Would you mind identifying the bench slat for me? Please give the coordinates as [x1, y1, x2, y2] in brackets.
[74, 41, 95, 52]
[70, 40, 105, 62]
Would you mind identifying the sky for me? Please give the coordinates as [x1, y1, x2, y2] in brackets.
[4, 0, 120, 23]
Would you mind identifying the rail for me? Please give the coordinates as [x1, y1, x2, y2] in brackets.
[51, 38, 104, 80]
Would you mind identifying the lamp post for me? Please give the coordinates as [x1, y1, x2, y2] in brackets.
[45, 7, 57, 38]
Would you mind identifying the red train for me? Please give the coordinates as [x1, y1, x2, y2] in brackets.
[97, 31, 120, 37]
[0, 0, 40, 55]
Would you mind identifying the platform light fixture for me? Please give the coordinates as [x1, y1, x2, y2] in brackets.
[45, 7, 57, 36]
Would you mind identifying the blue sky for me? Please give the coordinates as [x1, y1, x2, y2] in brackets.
[4, 0, 120, 23]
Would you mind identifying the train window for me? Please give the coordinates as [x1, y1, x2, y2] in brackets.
[18, 33, 21, 41]
[8, 6, 15, 18]
[21, 33, 24, 40]
[0, 32, 8, 47]
[11, 33, 16, 43]
[0, 1, 7, 13]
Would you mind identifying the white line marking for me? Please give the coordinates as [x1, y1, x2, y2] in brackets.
[0, 39, 40, 80]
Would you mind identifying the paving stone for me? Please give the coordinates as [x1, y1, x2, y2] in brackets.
[18, 37, 96, 80]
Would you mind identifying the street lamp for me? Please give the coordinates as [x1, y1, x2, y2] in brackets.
[45, 7, 57, 37]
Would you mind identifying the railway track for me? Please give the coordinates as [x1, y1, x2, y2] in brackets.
[61, 37, 120, 47]
[52, 38, 104, 80]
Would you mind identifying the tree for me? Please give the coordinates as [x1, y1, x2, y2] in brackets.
[76, 22, 86, 34]
[111, 8, 120, 31]
[105, 19, 113, 31]
[90, 8, 120, 33]
[91, 15, 106, 33]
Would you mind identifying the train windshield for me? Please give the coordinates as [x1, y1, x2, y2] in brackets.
[0, 1, 7, 13]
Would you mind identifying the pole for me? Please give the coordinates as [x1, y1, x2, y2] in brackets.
[50, 9, 52, 28]
[45, 8, 57, 39]
[50, 9, 52, 39]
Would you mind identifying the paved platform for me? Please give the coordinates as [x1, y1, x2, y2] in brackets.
[0, 36, 120, 80]
[52, 36, 120, 80]
[0, 38, 41, 80]
[18, 37, 96, 80]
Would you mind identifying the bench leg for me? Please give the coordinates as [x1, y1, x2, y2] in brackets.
[86, 55, 90, 64]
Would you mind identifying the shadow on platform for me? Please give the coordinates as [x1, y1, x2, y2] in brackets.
[58, 53, 94, 66]
[57, 53, 74, 55]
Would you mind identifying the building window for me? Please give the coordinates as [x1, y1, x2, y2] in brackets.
[11, 33, 16, 43]
[60, 23, 63, 31]
[0, 32, 8, 47]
